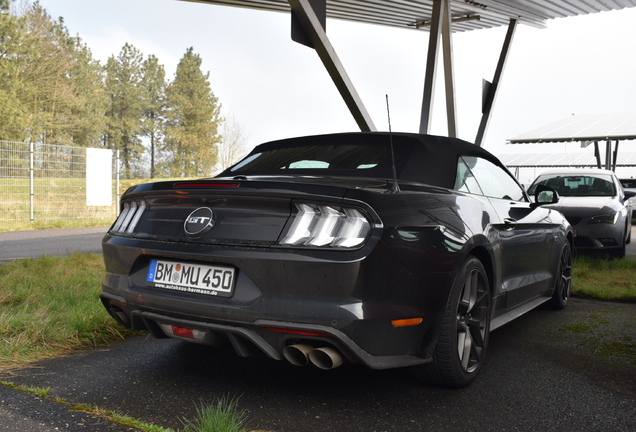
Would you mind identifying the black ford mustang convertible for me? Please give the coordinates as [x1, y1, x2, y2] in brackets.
[101, 132, 572, 387]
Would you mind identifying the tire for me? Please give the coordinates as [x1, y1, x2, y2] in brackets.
[413, 256, 491, 387]
[614, 241, 626, 259]
[549, 242, 572, 310]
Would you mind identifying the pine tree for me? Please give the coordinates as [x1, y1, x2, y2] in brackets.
[0, 0, 34, 141]
[104, 43, 144, 178]
[67, 38, 108, 147]
[163, 47, 221, 177]
[141, 55, 166, 178]
[0, 1, 106, 145]
[20, 3, 79, 145]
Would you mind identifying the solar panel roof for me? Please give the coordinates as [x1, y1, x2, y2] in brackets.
[498, 150, 636, 167]
[508, 113, 636, 144]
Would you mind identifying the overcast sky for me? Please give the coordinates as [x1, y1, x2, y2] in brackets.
[35, 0, 636, 157]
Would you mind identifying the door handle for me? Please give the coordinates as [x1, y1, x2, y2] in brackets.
[504, 218, 517, 230]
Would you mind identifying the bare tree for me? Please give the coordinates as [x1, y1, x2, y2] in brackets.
[215, 112, 250, 174]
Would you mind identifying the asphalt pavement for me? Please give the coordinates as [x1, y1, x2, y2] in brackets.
[0, 226, 107, 263]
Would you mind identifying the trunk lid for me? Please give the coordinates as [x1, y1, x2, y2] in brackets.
[111, 177, 388, 245]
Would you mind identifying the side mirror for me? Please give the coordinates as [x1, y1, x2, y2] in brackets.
[624, 190, 636, 200]
[534, 184, 559, 206]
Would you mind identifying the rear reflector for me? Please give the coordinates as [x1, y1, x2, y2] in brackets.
[160, 324, 206, 340]
[172, 326, 194, 339]
[391, 318, 423, 327]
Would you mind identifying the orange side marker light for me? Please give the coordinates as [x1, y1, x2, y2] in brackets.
[391, 318, 423, 327]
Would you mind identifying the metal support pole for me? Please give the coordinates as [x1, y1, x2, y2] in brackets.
[605, 140, 611, 170]
[475, 18, 517, 147]
[594, 141, 602, 169]
[441, 0, 458, 137]
[116, 149, 120, 215]
[288, 0, 376, 131]
[29, 141, 34, 223]
[612, 140, 619, 172]
[419, 0, 443, 134]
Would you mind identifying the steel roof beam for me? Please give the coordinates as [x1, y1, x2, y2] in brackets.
[475, 18, 517, 147]
[419, 0, 443, 134]
[419, 0, 458, 138]
[288, 0, 376, 131]
[442, 0, 458, 137]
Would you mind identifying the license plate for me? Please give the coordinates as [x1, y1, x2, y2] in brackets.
[146, 260, 235, 297]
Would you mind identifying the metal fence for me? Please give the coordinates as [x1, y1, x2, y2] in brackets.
[0, 140, 120, 229]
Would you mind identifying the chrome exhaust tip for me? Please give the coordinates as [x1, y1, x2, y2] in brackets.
[283, 344, 314, 366]
[308, 347, 343, 370]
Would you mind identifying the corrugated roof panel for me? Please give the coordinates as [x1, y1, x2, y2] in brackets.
[183, 1, 636, 32]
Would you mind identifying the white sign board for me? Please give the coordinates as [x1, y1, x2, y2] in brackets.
[86, 148, 113, 206]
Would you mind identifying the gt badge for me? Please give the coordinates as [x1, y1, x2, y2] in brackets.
[184, 207, 214, 236]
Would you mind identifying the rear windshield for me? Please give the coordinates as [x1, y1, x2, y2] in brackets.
[229, 144, 388, 174]
[528, 174, 616, 197]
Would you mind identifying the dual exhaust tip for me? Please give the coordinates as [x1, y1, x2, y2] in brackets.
[283, 344, 343, 370]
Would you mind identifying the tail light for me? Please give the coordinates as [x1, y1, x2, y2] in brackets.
[111, 200, 146, 234]
[280, 203, 373, 249]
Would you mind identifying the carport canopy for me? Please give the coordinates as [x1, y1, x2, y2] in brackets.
[182, 1, 636, 146]
[506, 112, 636, 171]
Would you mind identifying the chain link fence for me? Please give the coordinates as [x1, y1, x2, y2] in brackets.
[0, 140, 120, 230]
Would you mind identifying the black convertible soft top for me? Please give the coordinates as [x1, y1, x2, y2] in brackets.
[218, 132, 503, 190]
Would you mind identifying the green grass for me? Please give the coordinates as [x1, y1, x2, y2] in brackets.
[181, 397, 250, 432]
[0, 253, 134, 367]
[1, 381, 51, 397]
[572, 255, 636, 302]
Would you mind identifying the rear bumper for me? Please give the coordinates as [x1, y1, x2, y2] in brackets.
[100, 234, 453, 370]
[101, 292, 429, 369]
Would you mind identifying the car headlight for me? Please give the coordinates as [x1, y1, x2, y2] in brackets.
[587, 212, 619, 225]
[280, 203, 372, 249]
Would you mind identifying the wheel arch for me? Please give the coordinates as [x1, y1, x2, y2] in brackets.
[468, 246, 495, 295]
[455, 233, 497, 297]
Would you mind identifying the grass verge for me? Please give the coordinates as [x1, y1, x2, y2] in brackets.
[572, 255, 636, 302]
[0, 253, 134, 367]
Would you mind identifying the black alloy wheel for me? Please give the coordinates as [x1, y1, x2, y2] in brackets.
[550, 241, 573, 309]
[414, 256, 491, 387]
